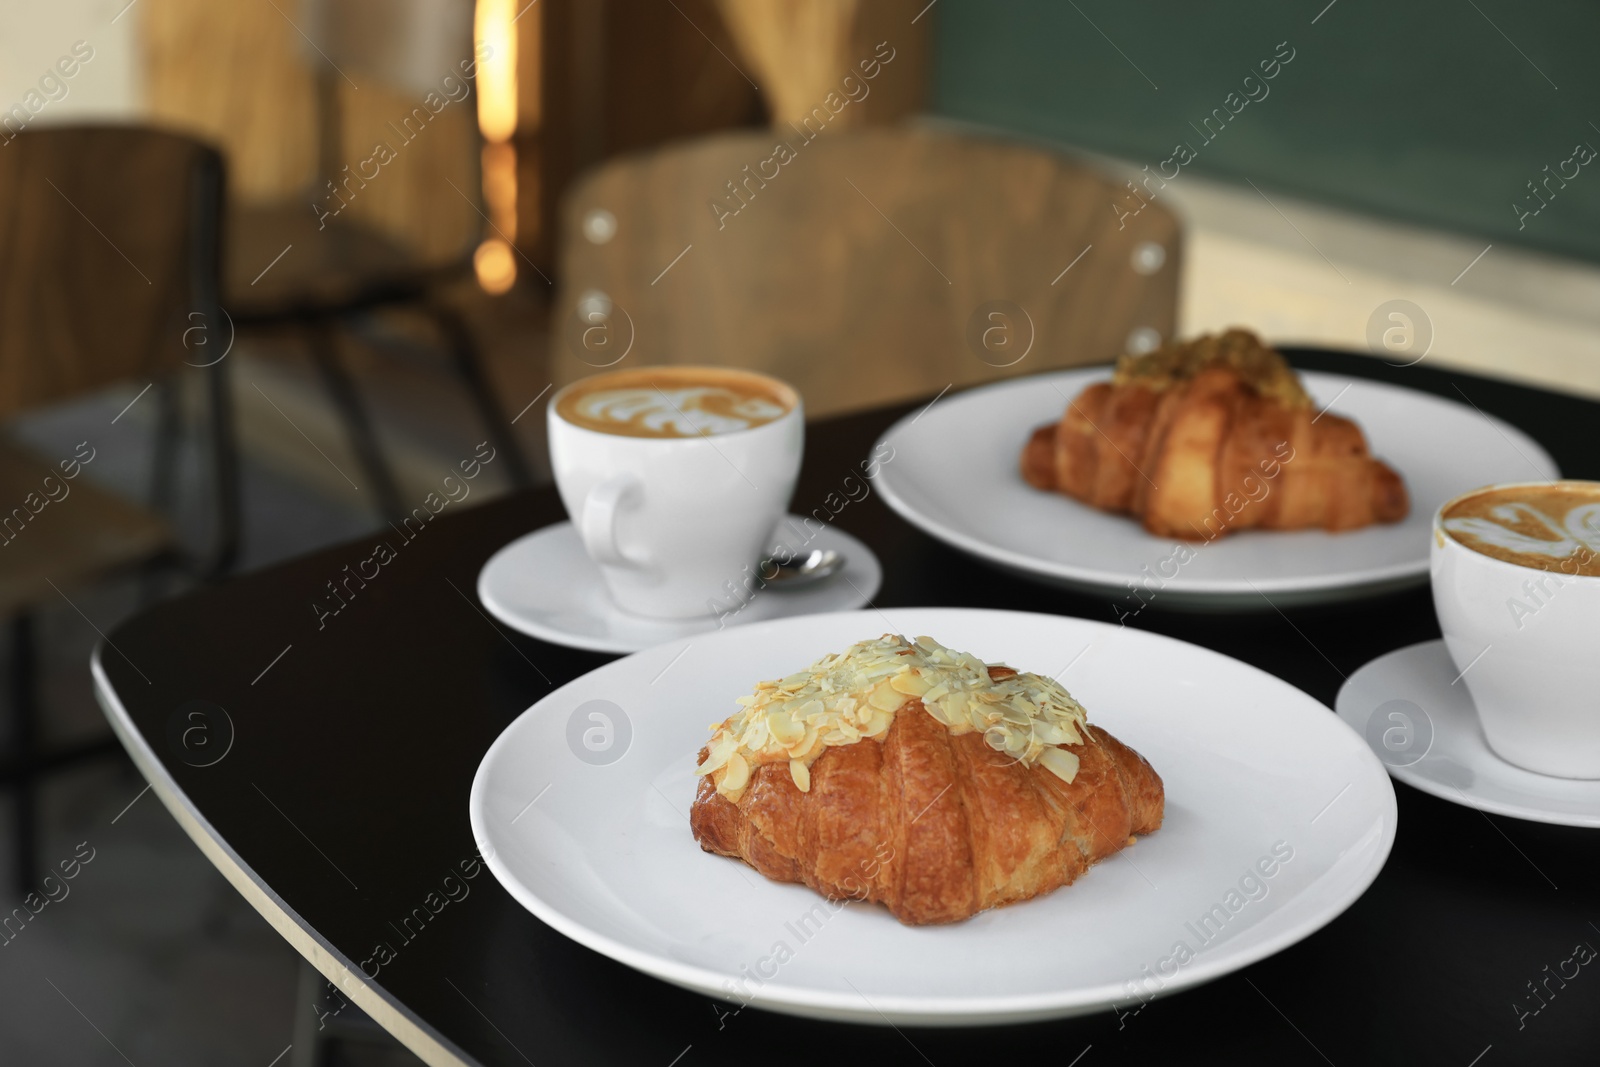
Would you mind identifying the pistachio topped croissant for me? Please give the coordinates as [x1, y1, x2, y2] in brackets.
[1022, 329, 1408, 539]
[690, 635, 1164, 926]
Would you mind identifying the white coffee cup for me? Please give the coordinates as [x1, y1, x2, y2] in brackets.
[548, 366, 803, 619]
[1431, 480, 1600, 778]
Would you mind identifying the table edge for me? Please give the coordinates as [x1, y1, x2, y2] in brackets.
[91, 643, 477, 1067]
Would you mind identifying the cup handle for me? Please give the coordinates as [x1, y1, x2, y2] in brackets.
[580, 474, 641, 567]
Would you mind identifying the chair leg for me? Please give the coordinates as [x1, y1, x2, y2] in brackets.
[202, 347, 243, 580]
[305, 319, 406, 523]
[139, 378, 184, 604]
[290, 958, 327, 1067]
[149, 377, 183, 514]
[427, 303, 536, 489]
[290, 956, 397, 1066]
[11, 614, 38, 894]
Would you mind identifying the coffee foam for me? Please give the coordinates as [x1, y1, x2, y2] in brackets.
[556, 367, 795, 439]
[1442, 484, 1600, 577]
[571, 386, 786, 438]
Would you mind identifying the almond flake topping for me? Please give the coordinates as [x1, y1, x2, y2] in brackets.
[697, 635, 1092, 802]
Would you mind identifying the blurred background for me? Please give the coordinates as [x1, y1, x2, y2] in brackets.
[1, 0, 1597, 1062]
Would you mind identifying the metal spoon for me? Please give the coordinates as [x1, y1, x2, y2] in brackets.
[757, 548, 845, 590]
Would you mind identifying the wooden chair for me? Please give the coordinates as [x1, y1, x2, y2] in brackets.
[0, 125, 239, 891]
[225, 1, 535, 520]
[552, 125, 1183, 413]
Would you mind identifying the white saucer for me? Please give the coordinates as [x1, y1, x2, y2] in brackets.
[477, 517, 883, 654]
[1335, 639, 1600, 827]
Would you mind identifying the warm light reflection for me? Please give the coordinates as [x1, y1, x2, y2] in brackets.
[475, 0, 518, 143]
[474, 0, 519, 292]
[480, 140, 518, 239]
[474, 238, 517, 294]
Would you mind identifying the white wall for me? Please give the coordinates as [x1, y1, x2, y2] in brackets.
[1159, 173, 1600, 402]
[0, 0, 142, 124]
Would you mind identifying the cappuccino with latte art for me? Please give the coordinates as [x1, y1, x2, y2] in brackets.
[1431, 480, 1600, 778]
[548, 366, 803, 618]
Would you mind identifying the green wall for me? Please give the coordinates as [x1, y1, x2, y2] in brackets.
[932, 0, 1600, 265]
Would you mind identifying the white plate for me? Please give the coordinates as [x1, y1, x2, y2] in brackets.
[477, 518, 882, 653]
[1336, 639, 1600, 828]
[873, 369, 1559, 609]
[470, 608, 1397, 1025]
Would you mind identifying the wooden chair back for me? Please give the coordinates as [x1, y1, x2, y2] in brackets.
[300, 0, 475, 99]
[0, 126, 224, 418]
[554, 126, 1182, 416]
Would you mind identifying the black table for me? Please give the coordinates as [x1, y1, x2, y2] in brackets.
[95, 349, 1600, 1066]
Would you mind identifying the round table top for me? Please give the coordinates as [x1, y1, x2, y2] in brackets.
[95, 349, 1600, 1066]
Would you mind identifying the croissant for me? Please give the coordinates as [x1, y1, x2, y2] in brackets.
[1021, 329, 1408, 540]
[690, 635, 1164, 926]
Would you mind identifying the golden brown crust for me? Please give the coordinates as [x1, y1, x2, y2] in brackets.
[1026, 331, 1408, 539]
[691, 700, 1165, 926]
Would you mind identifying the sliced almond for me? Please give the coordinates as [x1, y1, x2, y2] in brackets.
[696, 744, 732, 776]
[1039, 746, 1080, 783]
[766, 708, 805, 747]
[720, 752, 750, 794]
[744, 720, 770, 753]
[787, 723, 820, 761]
[890, 670, 931, 696]
[868, 683, 908, 712]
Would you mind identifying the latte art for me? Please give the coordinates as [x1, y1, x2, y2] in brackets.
[1442, 483, 1600, 577]
[573, 387, 788, 438]
[555, 367, 797, 440]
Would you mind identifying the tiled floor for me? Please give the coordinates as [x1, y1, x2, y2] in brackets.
[0, 292, 545, 1062]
